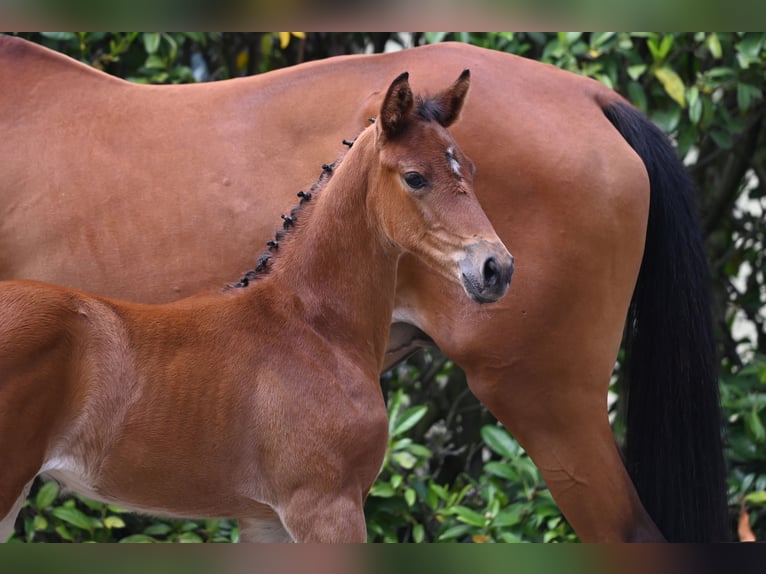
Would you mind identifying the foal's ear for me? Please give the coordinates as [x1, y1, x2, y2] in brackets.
[379, 71, 414, 140]
[432, 69, 471, 128]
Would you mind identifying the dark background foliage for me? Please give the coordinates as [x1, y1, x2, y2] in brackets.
[6, 32, 766, 542]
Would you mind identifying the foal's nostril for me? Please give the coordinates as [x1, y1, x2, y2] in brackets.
[483, 257, 499, 288]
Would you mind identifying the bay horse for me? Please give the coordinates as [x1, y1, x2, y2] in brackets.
[0, 36, 728, 542]
[0, 70, 514, 543]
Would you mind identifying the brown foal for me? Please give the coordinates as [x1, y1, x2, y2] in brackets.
[0, 71, 513, 542]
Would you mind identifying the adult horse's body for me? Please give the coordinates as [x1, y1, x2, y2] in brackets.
[0, 71, 513, 542]
[0, 36, 727, 541]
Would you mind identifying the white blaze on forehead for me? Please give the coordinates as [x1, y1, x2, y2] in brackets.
[446, 146, 462, 178]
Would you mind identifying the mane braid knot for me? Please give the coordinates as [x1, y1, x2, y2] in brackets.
[281, 214, 295, 229]
[226, 133, 355, 291]
[297, 191, 312, 203]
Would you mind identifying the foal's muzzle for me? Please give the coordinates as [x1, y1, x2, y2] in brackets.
[459, 241, 514, 304]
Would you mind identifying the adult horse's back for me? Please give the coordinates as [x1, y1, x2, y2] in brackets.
[0, 35, 728, 541]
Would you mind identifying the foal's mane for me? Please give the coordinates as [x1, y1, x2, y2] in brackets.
[227, 133, 359, 290]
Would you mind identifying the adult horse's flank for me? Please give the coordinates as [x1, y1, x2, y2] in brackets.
[0, 36, 728, 541]
[0, 71, 513, 543]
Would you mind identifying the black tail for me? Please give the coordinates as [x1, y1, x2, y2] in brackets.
[602, 101, 729, 542]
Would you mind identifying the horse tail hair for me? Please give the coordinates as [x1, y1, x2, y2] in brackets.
[601, 100, 729, 542]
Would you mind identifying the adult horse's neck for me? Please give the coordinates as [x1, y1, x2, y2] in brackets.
[253, 127, 400, 372]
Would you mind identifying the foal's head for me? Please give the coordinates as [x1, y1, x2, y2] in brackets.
[369, 71, 513, 304]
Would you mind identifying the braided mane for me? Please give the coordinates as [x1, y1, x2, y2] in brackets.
[227, 134, 359, 290]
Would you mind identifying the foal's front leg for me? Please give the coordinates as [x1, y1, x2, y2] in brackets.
[278, 489, 368, 543]
[238, 516, 294, 543]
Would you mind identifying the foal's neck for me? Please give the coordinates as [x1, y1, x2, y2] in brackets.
[258, 129, 399, 368]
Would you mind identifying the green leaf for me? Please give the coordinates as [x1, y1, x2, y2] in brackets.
[627, 64, 646, 81]
[704, 67, 737, 80]
[32, 515, 48, 532]
[424, 32, 448, 44]
[688, 88, 703, 124]
[119, 534, 157, 543]
[144, 522, 173, 536]
[651, 108, 681, 134]
[591, 32, 615, 48]
[391, 451, 418, 470]
[370, 482, 397, 498]
[745, 409, 766, 443]
[145, 55, 165, 69]
[104, 516, 126, 530]
[654, 66, 686, 107]
[737, 83, 763, 112]
[35, 481, 59, 509]
[710, 129, 733, 150]
[391, 437, 413, 450]
[40, 32, 76, 41]
[143, 33, 161, 54]
[484, 461, 517, 480]
[736, 33, 765, 61]
[55, 525, 74, 541]
[162, 33, 178, 62]
[392, 406, 427, 437]
[745, 491, 766, 505]
[647, 34, 673, 62]
[181, 521, 200, 532]
[481, 425, 519, 459]
[178, 532, 203, 543]
[493, 506, 524, 527]
[51, 507, 93, 531]
[738, 83, 753, 112]
[405, 488, 417, 507]
[406, 444, 433, 459]
[412, 523, 425, 543]
[499, 531, 523, 543]
[706, 33, 722, 59]
[429, 483, 450, 502]
[78, 496, 106, 511]
[386, 389, 404, 435]
[437, 524, 473, 541]
[447, 505, 487, 527]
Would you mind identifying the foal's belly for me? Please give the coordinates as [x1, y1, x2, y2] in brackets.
[40, 454, 274, 520]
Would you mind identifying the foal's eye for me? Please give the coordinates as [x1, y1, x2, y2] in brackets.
[403, 171, 428, 190]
